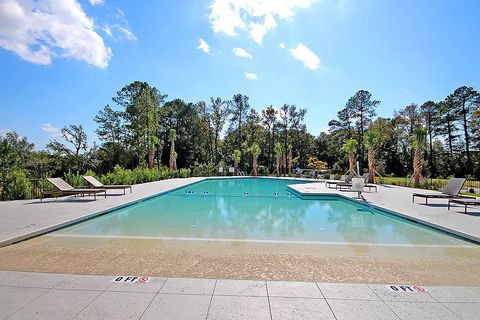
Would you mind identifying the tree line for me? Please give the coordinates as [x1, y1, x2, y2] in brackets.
[1, 81, 479, 199]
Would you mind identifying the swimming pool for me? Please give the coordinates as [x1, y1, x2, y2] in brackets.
[51, 178, 474, 248]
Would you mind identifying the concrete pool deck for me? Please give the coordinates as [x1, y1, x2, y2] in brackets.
[1, 271, 479, 320]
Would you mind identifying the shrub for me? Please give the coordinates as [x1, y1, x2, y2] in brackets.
[6, 169, 32, 200]
[64, 171, 84, 188]
[179, 168, 191, 178]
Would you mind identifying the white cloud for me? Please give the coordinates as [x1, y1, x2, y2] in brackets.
[0, 0, 112, 68]
[88, 0, 104, 6]
[289, 43, 320, 70]
[197, 38, 210, 53]
[41, 123, 62, 138]
[320, 126, 329, 134]
[103, 24, 136, 41]
[244, 72, 257, 80]
[208, 0, 314, 44]
[0, 128, 11, 137]
[279, 42, 286, 49]
[233, 47, 252, 59]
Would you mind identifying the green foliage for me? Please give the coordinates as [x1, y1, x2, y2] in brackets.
[5, 169, 32, 200]
[63, 171, 85, 188]
[178, 168, 191, 178]
[249, 143, 261, 157]
[231, 149, 241, 162]
[342, 139, 358, 154]
[411, 127, 427, 149]
[190, 162, 216, 177]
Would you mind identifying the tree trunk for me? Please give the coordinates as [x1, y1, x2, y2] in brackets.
[156, 141, 163, 170]
[413, 146, 422, 187]
[348, 154, 355, 175]
[275, 155, 280, 177]
[169, 140, 176, 171]
[462, 101, 471, 167]
[253, 157, 257, 176]
[367, 149, 375, 183]
[428, 118, 434, 177]
[288, 149, 292, 175]
[148, 144, 155, 169]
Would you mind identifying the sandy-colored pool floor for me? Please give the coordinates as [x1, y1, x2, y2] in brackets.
[1, 236, 479, 285]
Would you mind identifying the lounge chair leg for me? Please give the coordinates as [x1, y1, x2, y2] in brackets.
[465, 204, 467, 214]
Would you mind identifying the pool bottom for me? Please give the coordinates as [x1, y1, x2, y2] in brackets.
[1, 235, 479, 285]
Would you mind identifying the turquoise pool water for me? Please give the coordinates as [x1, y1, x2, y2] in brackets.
[53, 178, 473, 247]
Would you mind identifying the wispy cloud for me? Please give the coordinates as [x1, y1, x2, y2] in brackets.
[197, 38, 210, 53]
[233, 47, 252, 59]
[88, 0, 104, 6]
[103, 24, 136, 41]
[279, 42, 286, 49]
[41, 123, 62, 138]
[0, 0, 112, 68]
[289, 43, 320, 70]
[208, 0, 315, 44]
[244, 72, 257, 80]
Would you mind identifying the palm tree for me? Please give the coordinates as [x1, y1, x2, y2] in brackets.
[232, 149, 241, 174]
[274, 142, 283, 176]
[249, 143, 261, 176]
[342, 138, 358, 175]
[363, 130, 382, 183]
[287, 144, 293, 176]
[168, 129, 177, 171]
[411, 127, 427, 187]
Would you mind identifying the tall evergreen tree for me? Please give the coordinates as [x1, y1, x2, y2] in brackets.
[450, 86, 479, 169]
[420, 101, 439, 176]
[345, 90, 379, 170]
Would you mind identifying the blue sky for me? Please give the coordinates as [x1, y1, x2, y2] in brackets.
[0, 0, 479, 149]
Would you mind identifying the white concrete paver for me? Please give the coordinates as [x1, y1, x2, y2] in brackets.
[159, 278, 216, 295]
[214, 279, 267, 296]
[0, 286, 48, 319]
[55, 275, 112, 291]
[318, 282, 380, 300]
[269, 297, 335, 320]
[443, 302, 480, 320]
[73, 291, 155, 320]
[427, 286, 480, 303]
[139, 294, 211, 320]
[386, 301, 461, 320]
[0, 272, 479, 320]
[7, 289, 101, 320]
[267, 281, 322, 298]
[327, 299, 399, 320]
[3, 272, 71, 289]
[207, 296, 271, 320]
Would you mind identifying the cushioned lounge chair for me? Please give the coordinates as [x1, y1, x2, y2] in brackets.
[83, 176, 132, 195]
[337, 173, 378, 192]
[448, 198, 480, 214]
[42, 178, 106, 201]
[412, 178, 472, 204]
[326, 173, 353, 188]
